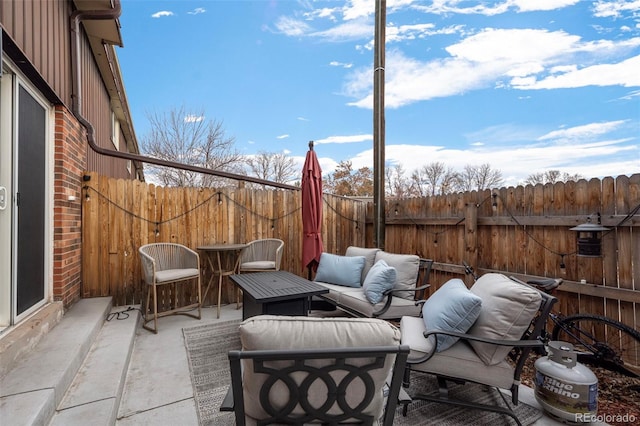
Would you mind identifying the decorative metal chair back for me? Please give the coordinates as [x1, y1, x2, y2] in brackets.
[228, 346, 408, 426]
[221, 315, 408, 425]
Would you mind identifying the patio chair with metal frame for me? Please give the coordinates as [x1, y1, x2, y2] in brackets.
[400, 273, 557, 425]
[220, 315, 410, 425]
[138, 243, 202, 333]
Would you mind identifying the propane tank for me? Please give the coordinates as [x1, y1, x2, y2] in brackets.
[534, 341, 598, 423]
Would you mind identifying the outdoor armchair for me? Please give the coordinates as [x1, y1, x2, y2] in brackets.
[220, 315, 409, 425]
[236, 238, 284, 308]
[400, 273, 556, 425]
[238, 238, 284, 273]
[138, 243, 202, 333]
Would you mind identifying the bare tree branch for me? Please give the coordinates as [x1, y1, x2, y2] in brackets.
[140, 106, 243, 187]
[245, 151, 298, 188]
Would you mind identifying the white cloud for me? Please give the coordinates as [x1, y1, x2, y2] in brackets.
[593, 0, 640, 18]
[514, 0, 580, 12]
[340, 0, 417, 21]
[275, 16, 312, 36]
[187, 8, 206, 15]
[279, 2, 639, 110]
[512, 54, 640, 89]
[342, 0, 374, 20]
[277, 134, 290, 139]
[304, 7, 340, 22]
[538, 120, 629, 142]
[311, 19, 373, 41]
[184, 114, 204, 123]
[151, 11, 174, 18]
[340, 116, 637, 186]
[345, 29, 640, 109]
[550, 65, 578, 74]
[618, 89, 640, 100]
[506, 62, 545, 77]
[416, 0, 579, 15]
[446, 28, 580, 63]
[347, 139, 637, 187]
[347, 49, 497, 109]
[315, 134, 372, 144]
[278, 1, 459, 44]
[465, 124, 542, 146]
[330, 61, 353, 68]
[385, 23, 466, 47]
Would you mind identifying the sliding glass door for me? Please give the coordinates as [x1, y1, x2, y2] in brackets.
[0, 60, 50, 327]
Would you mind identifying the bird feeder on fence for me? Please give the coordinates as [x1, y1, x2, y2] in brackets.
[570, 214, 609, 257]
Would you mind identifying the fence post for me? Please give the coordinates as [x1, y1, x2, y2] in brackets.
[465, 202, 478, 286]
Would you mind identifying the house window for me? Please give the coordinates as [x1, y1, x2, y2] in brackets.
[111, 112, 120, 150]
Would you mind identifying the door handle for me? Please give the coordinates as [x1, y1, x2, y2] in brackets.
[0, 187, 6, 210]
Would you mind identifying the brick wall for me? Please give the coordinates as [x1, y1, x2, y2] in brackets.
[52, 106, 86, 307]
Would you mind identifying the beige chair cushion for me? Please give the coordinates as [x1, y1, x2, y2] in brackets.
[154, 268, 199, 283]
[468, 273, 541, 365]
[346, 246, 381, 284]
[239, 260, 276, 270]
[374, 252, 420, 300]
[239, 315, 400, 422]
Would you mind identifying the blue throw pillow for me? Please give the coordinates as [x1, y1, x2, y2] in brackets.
[314, 253, 365, 288]
[362, 260, 397, 304]
[422, 278, 482, 352]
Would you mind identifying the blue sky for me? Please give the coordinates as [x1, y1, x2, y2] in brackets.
[117, 0, 639, 187]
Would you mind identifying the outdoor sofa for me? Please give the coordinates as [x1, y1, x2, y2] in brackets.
[312, 246, 432, 320]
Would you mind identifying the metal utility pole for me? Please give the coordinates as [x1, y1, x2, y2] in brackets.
[373, 0, 386, 249]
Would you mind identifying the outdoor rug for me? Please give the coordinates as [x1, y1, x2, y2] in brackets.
[183, 320, 543, 426]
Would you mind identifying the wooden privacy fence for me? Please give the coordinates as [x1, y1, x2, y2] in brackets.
[81, 172, 366, 307]
[82, 172, 639, 333]
[375, 174, 639, 333]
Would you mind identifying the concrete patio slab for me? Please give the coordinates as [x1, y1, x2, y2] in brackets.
[0, 297, 607, 426]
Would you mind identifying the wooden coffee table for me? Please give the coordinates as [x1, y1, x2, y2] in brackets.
[230, 271, 329, 320]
